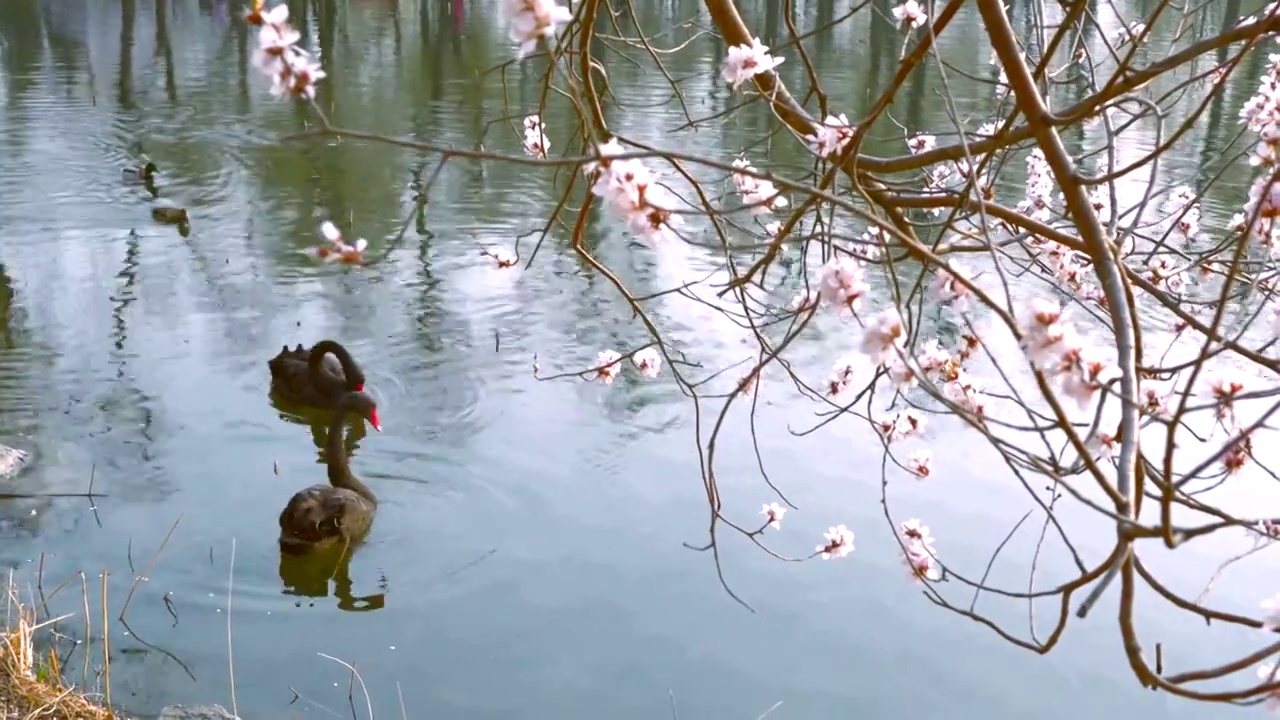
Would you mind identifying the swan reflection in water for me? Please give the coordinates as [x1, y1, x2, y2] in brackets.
[278, 541, 387, 612]
[275, 393, 387, 612]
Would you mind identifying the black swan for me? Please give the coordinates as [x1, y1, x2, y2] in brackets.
[268, 340, 366, 409]
[278, 391, 382, 556]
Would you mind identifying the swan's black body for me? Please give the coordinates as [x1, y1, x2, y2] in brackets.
[278, 391, 382, 556]
[268, 340, 366, 409]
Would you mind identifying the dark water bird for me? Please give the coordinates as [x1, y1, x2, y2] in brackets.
[278, 391, 382, 556]
[123, 156, 159, 183]
[150, 198, 189, 224]
[268, 339, 367, 409]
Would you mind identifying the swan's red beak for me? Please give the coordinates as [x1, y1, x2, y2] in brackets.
[369, 410, 382, 432]
[355, 383, 365, 392]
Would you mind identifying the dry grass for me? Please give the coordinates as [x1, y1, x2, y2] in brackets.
[1, 579, 115, 720]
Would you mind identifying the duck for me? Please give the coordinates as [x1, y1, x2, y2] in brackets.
[278, 391, 382, 556]
[150, 198, 189, 225]
[123, 157, 159, 183]
[268, 340, 367, 410]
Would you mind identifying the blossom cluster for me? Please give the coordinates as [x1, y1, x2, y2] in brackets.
[809, 267, 991, 474]
[1202, 373, 1253, 480]
[914, 125, 996, 199]
[522, 115, 549, 158]
[814, 256, 870, 313]
[316, 221, 367, 264]
[504, 0, 573, 60]
[246, 1, 325, 100]
[876, 409, 928, 444]
[481, 246, 519, 268]
[1236, 51, 1280, 253]
[915, 336, 989, 423]
[1164, 185, 1202, 239]
[591, 347, 663, 384]
[805, 113, 856, 159]
[1018, 298, 1119, 409]
[892, 1, 928, 30]
[900, 518, 940, 582]
[930, 261, 973, 310]
[990, 49, 1013, 103]
[731, 157, 788, 214]
[1245, 30, 1280, 683]
[244, 0, 1280, 692]
[583, 138, 683, 243]
[854, 227, 888, 261]
[1017, 149, 1054, 224]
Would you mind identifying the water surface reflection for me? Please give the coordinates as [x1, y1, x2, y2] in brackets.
[0, 1, 1268, 718]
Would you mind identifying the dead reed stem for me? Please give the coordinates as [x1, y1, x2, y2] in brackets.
[100, 570, 110, 714]
[226, 537, 237, 718]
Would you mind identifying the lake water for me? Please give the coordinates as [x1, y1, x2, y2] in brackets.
[0, 0, 1275, 717]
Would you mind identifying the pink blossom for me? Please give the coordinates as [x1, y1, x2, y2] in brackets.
[806, 114, 856, 158]
[816, 256, 869, 312]
[1055, 347, 1120, 409]
[315, 221, 366, 264]
[907, 132, 936, 155]
[1224, 433, 1253, 475]
[1206, 374, 1247, 427]
[521, 114, 550, 158]
[1141, 386, 1171, 418]
[915, 338, 951, 375]
[891, 1, 928, 29]
[900, 518, 940, 582]
[481, 247, 519, 268]
[858, 309, 907, 367]
[1089, 432, 1119, 461]
[248, 5, 326, 101]
[1016, 149, 1056, 223]
[886, 356, 917, 391]
[817, 524, 855, 559]
[876, 409, 927, 443]
[594, 350, 622, 384]
[585, 140, 684, 243]
[931, 262, 973, 309]
[789, 288, 819, 312]
[721, 38, 785, 90]
[944, 371, 988, 418]
[906, 449, 933, 478]
[1147, 257, 1187, 294]
[505, 0, 574, 60]
[827, 353, 868, 400]
[730, 156, 788, 214]
[761, 502, 786, 530]
[1165, 185, 1201, 238]
[632, 347, 663, 378]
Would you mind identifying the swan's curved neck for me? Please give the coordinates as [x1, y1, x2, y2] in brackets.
[309, 341, 362, 390]
[327, 404, 375, 501]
